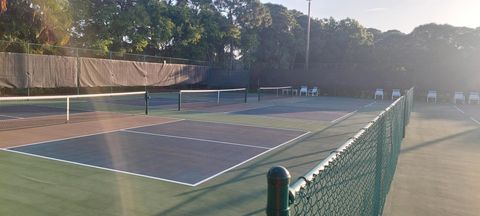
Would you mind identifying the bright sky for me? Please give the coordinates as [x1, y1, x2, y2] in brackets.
[260, 0, 480, 33]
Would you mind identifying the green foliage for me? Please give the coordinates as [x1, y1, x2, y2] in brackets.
[0, 0, 72, 45]
[1, 0, 479, 92]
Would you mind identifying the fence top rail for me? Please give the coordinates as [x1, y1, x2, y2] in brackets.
[288, 94, 406, 200]
[0, 40, 208, 65]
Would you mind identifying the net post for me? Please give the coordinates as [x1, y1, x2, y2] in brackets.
[144, 91, 150, 115]
[258, 88, 261, 102]
[266, 166, 291, 216]
[217, 91, 220, 104]
[244, 88, 248, 103]
[178, 91, 182, 111]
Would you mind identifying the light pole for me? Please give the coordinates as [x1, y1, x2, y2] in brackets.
[305, 0, 312, 74]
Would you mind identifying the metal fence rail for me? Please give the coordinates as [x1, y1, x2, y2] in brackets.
[0, 40, 208, 66]
[267, 87, 414, 216]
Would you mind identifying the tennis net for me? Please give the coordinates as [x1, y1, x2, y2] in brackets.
[0, 91, 148, 131]
[266, 87, 415, 216]
[178, 88, 247, 110]
[258, 86, 293, 102]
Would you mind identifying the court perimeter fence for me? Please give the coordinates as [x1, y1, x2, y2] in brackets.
[266, 87, 415, 216]
[0, 40, 209, 93]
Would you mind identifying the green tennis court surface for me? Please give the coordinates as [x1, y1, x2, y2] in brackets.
[1, 94, 392, 216]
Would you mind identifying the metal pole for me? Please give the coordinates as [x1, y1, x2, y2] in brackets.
[244, 88, 248, 103]
[305, 0, 312, 74]
[178, 92, 182, 111]
[258, 88, 261, 102]
[144, 91, 150, 115]
[76, 48, 80, 95]
[266, 166, 291, 216]
[27, 43, 30, 96]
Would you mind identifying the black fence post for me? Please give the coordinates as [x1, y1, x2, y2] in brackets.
[244, 87, 248, 103]
[144, 91, 150, 115]
[266, 166, 291, 216]
[178, 92, 182, 111]
[258, 88, 261, 102]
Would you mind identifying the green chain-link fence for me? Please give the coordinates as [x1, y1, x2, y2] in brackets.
[267, 87, 414, 216]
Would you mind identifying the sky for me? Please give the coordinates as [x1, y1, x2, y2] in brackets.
[260, 0, 480, 33]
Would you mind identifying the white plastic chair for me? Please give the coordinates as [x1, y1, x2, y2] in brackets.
[299, 86, 308, 96]
[468, 92, 480, 104]
[309, 87, 319, 96]
[427, 90, 437, 103]
[374, 88, 384, 100]
[281, 88, 291, 96]
[454, 92, 466, 104]
[391, 89, 401, 100]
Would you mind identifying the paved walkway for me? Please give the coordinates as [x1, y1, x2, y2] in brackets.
[384, 103, 480, 216]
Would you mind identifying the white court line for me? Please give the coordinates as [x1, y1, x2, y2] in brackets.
[453, 105, 465, 114]
[223, 105, 276, 115]
[3, 118, 310, 187]
[330, 101, 376, 123]
[363, 101, 376, 108]
[122, 129, 271, 150]
[1, 149, 195, 187]
[470, 117, 480, 125]
[184, 119, 307, 132]
[192, 131, 312, 186]
[0, 114, 23, 119]
[331, 110, 358, 123]
[453, 105, 480, 125]
[3, 119, 185, 149]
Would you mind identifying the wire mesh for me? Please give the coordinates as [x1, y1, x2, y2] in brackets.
[282, 87, 414, 216]
[0, 91, 147, 131]
[178, 88, 247, 111]
[258, 86, 293, 102]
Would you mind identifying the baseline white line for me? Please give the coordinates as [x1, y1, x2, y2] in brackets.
[453, 105, 465, 114]
[1, 149, 195, 187]
[363, 101, 376, 108]
[122, 129, 271, 150]
[453, 105, 480, 125]
[330, 101, 376, 123]
[183, 119, 307, 132]
[470, 117, 480, 125]
[0, 114, 23, 119]
[223, 105, 276, 114]
[3, 119, 185, 150]
[192, 131, 312, 186]
[331, 110, 358, 123]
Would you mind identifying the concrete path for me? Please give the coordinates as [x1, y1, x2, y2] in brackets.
[384, 103, 480, 216]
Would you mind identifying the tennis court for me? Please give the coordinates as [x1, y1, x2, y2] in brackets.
[3, 119, 308, 186]
[454, 104, 480, 124]
[0, 89, 398, 216]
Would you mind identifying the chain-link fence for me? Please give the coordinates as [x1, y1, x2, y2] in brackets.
[266, 87, 415, 216]
[0, 40, 209, 95]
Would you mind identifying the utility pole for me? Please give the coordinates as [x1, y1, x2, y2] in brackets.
[305, 0, 312, 74]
